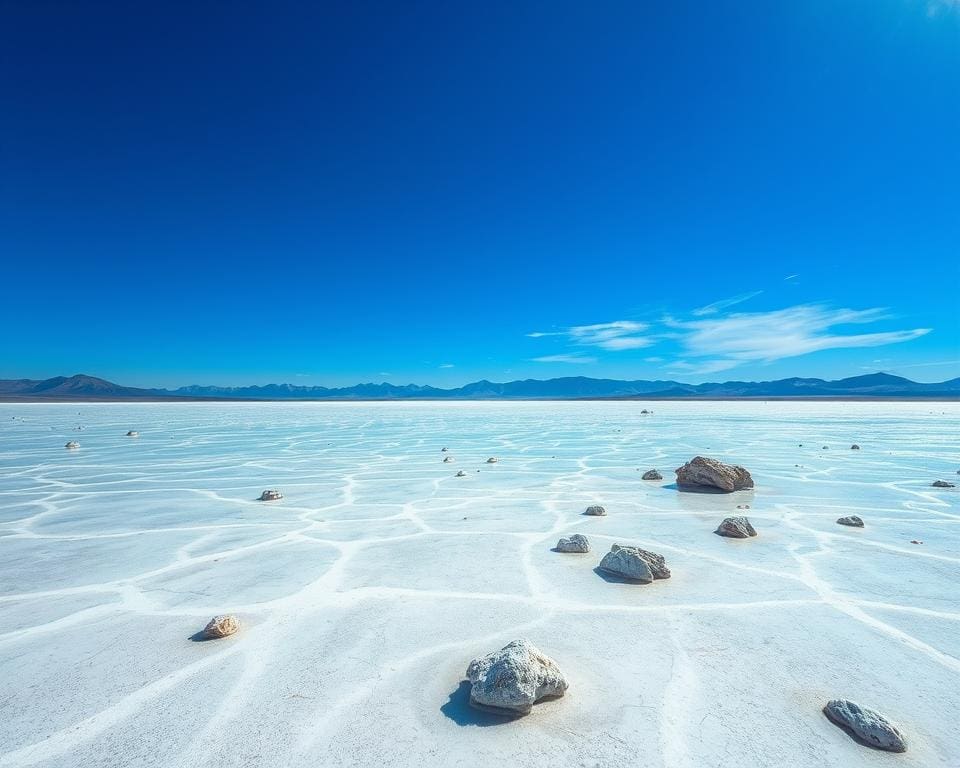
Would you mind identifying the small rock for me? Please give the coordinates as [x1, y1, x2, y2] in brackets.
[822, 446, 829, 450]
[203, 614, 240, 639]
[584, 505, 606, 516]
[443, 456, 454, 463]
[65, 441, 80, 449]
[837, 515, 864, 527]
[486, 457, 498, 464]
[258, 489, 283, 501]
[823, 699, 906, 752]
[466, 639, 568, 715]
[126, 431, 139, 438]
[441, 447, 448, 452]
[555, 534, 590, 553]
[850, 444, 860, 450]
[736, 504, 750, 509]
[675, 456, 753, 492]
[640, 409, 650, 414]
[598, 544, 670, 583]
[641, 469, 662, 481]
[932, 480, 955, 488]
[455, 470, 466, 477]
[715, 516, 757, 538]
[910, 540, 923, 545]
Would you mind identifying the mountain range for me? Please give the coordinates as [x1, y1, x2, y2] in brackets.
[1, 373, 958, 401]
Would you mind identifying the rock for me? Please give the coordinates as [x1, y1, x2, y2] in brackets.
[584, 504, 606, 516]
[910, 539, 923, 545]
[203, 614, 240, 639]
[640, 409, 650, 414]
[441, 447, 448, 452]
[675, 456, 753, 492]
[715, 516, 757, 538]
[466, 639, 568, 715]
[641, 469, 662, 480]
[258, 489, 283, 501]
[455, 470, 466, 477]
[836, 515, 864, 527]
[443, 456, 454, 463]
[822, 446, 829, 450]
[736, 504, 750, 509]
[555, 534, 590, 553]
[850, 444, 860, 450]
[598, 544, 670, 583]
[65, 441, 79, 449]
[126, 431, 139, 437]
[932, 480, 955, 488]
[823, 699, 906, 752]
[486, 457, 498, 464]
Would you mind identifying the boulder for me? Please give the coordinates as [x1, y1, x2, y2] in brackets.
[598, 544, 670, 583]
[555, 534, 590, 553]
[850, 444, 860, 450]
[486, 457, 498, 464]
[584, 504, 606, 516]
[675, 456, 753, 492]
[203, 614, 241, 639]
[837, 515, 864, 527]
[715, 516, 757, 538]
[466, 639, 568, 715]
[65, 441, 80, 449]
[258, 489, 283, 501]
[641, 469, 662, 480]
[932, 480, 955, 488]
[823, 699, 906, 752]
[126, 431, 140, 437]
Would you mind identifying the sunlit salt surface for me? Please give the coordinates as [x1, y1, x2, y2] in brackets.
[0, 401, 957, 767]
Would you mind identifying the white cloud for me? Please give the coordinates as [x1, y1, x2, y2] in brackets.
[671, 305, 930, 369]
[438, 363, 455, 369]
[567, 320, 651, 350]
[532, 354, 598, 364]
[784, 274, 799, 281]
[692, 290, 763, 317]
[644, 356, 664, 363]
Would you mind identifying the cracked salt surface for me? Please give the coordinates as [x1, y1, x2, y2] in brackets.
[0, 400, 957, 767]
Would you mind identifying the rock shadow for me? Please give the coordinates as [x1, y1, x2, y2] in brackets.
[440, 681, 522, 727]
[592, 566, 650, 584]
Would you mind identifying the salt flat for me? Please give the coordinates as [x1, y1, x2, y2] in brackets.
[0, 401, 957, 767]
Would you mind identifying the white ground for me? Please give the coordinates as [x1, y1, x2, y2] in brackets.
[0, 401, 957, 767]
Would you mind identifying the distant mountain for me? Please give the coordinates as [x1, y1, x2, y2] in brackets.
[1, 372, 958, 401]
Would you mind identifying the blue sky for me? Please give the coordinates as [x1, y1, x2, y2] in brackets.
[1, 1, 958, 387]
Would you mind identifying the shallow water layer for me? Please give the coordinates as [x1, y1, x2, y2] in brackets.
[0, 401, 957, 768]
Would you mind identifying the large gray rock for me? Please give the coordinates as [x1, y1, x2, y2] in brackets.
[837, 515, 864, 527]
[555, 534, 590, 553]
[932, 480, 955, 488]
[675, 456, 753, 492]
[641, 469, 662, 480]
[466, 639, 568, 715]
[598, 544, 670, 583]
[584, 504, 606, 516]
[715, 516, 757, 538]
[258, 489, 283, 501]
[823, 699, 906, 752]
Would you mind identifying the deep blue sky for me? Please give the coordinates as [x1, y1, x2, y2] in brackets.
[2, 1, 958, 387]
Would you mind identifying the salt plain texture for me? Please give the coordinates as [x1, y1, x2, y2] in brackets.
[0, 401, 958, 768]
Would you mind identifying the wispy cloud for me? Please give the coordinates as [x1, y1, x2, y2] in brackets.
[670, 305, 930, 369]
[692, 290, 763, 317]
[644, 356, 664, 363]
[438, 363, 455, 369]
[526, 320, 652, 352]
[532, 354, 598, 364]
[784, 274, 799, 281]
[378, 372, 393, 377]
